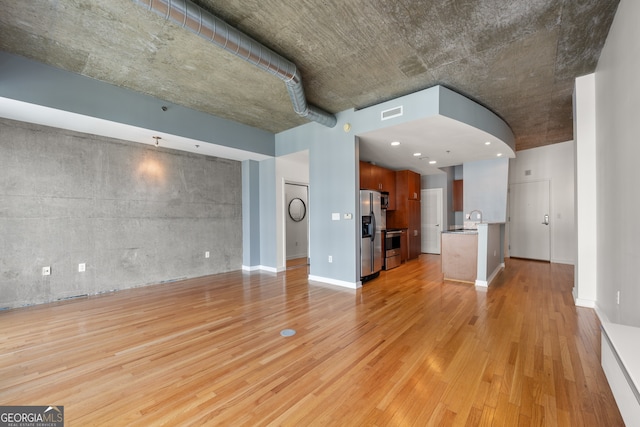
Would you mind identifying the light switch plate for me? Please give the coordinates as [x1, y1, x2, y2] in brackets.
[343, 213, 353, 220]
[332, 212, 340, 220]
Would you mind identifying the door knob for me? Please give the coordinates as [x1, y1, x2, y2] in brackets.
[542, 214, 549, 225]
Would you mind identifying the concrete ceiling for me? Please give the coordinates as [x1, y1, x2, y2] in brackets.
[0, 0, 619, 155]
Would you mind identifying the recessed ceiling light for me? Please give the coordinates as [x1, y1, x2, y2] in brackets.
[429, 160, 437, 164]
[413, 152, 421, 157]
[485, 141, 491, 145]
[497, 153, 503, 157]
[391, 141, 400, 146]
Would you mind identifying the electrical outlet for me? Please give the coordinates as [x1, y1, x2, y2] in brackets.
[328, 255, 333, 263]
[205, 251, 210, 258]
[42, 266, 51, 276]
[78, 263, 86, 272]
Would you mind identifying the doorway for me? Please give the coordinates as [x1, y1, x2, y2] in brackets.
[509, 180, 550, 261]
[285, 183, 309, 269]
[421, 188, 443, 254]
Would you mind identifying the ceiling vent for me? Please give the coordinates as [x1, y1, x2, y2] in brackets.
[381, 106, 403, 121]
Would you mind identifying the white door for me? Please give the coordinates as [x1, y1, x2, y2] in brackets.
[509, 181, 550, 261]
[285, 183, 309, 262]
[421, 188, 443, 254]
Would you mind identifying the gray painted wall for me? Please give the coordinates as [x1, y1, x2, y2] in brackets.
[275, 86, 513, 286]
[593, 0, 640, 327]
[0, 51, 275, 157]
[276, 117, 359, 284]
[463, 158, 509, 223]
[0, 118, 242, 309]
[259, 158, 277, 270]
[242, 160, 261, 267]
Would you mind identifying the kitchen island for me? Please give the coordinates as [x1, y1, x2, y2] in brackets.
[441, 230, 478, 283]
[441, 223, 505, 287]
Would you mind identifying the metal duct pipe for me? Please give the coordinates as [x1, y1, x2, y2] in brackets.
[133, 0, 337, 128]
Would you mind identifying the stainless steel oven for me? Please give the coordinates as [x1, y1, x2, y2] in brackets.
[384, 230, 403, 270]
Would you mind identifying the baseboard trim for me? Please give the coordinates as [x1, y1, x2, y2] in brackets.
[475, 263, 505, 288]
[242, 265, 278, 273]
[308, 275, 361, 290]
[574, 298, 596, 308]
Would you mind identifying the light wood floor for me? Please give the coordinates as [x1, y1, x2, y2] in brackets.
[0, 255, 624, 426]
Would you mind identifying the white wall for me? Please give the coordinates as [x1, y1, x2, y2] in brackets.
[593, 0, 640, 326]
[509, 141, 576, 265]
[574, 75, 598, 305]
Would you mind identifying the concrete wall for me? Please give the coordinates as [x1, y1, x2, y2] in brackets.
[0, 118, 242, 309]
[509, 141, 576, 265]
[593, 0, 640, 327]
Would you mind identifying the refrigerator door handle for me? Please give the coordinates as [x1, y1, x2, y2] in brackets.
[371, 211, 376, 241]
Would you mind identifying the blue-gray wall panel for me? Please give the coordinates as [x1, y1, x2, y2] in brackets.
[0, 51, 275, 156]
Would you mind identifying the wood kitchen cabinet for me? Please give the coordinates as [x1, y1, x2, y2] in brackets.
[387, 169, 422, 260]
[400, 229, 408, 263]
[359, 161, 373, 190]
[359, 161, 396, 209]
[395, 170, 421, 200]
[408, 199, 421, 260]
[382, 168, 396, 210]
[453, 179, 463, 211]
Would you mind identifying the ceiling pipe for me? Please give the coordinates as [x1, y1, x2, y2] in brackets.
[133, 0, 337, 128]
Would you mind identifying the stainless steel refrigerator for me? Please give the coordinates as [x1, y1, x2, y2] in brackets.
[360, 189, 385, 281]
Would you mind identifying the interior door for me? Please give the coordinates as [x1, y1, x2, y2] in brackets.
[509, 180, 550, 261]
[421, 188, 443, 254]
[285, 183, 309, 263]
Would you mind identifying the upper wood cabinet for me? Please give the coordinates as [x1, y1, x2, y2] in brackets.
[395, 170, 421, 201]
[360, 161, 374, 190]
[453, 179, 463, 212]
[359, 162, 396, 207]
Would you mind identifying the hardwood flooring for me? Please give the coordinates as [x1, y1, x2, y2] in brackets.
[0, 255, 624, 426]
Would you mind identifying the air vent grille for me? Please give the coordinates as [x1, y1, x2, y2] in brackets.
[381, 106, 403, 121]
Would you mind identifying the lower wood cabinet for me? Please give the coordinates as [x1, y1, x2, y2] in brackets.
[408, 199, 421, 260]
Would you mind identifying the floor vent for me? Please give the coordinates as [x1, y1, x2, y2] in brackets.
[381, 106, 403, 121]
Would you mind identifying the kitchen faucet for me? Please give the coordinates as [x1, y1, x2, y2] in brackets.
[467, 210, 483, 223]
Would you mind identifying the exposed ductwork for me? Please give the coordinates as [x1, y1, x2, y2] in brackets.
[133, 0, 337, 128]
